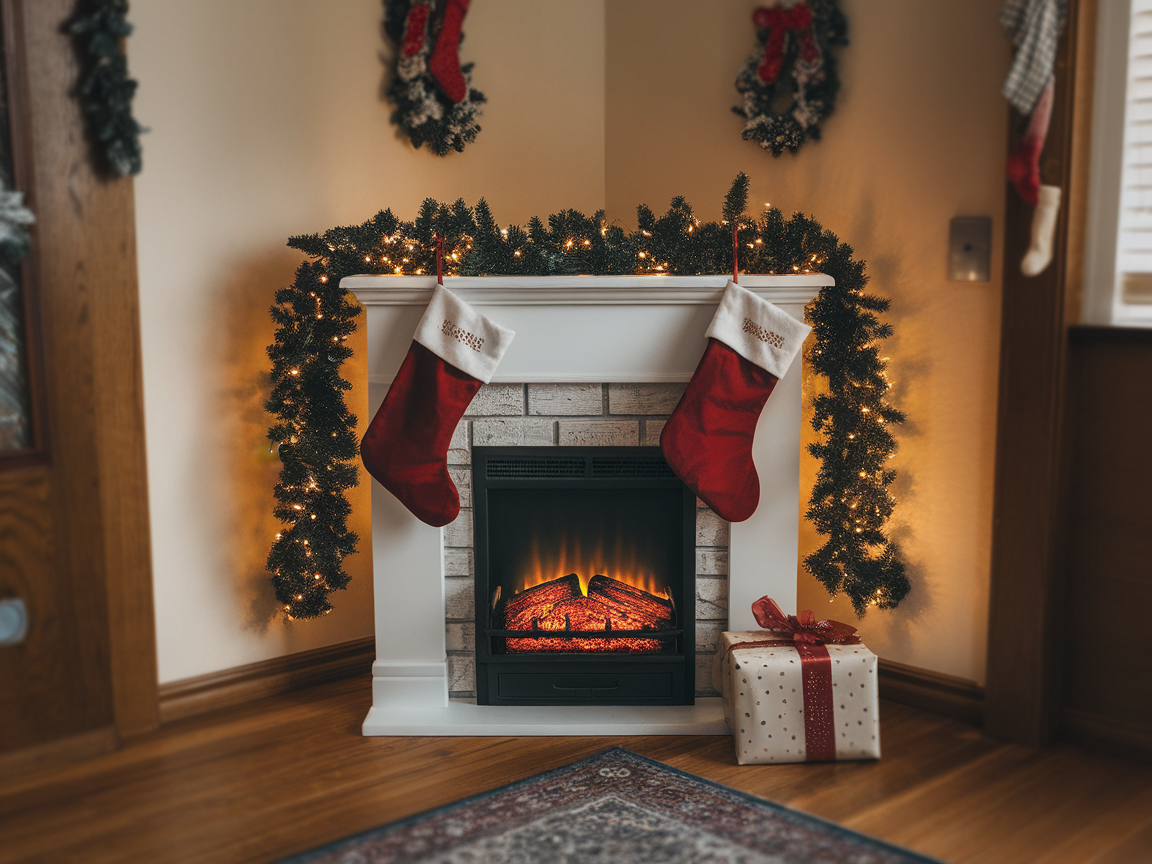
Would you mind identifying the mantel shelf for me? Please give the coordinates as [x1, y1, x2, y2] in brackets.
[343, 274, 833, 307]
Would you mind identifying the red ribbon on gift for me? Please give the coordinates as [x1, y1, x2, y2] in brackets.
[727, 597, 860, 762]
[753, 3, 821, 85]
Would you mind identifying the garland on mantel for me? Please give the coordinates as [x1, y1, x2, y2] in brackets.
[266, 174, 909, 619]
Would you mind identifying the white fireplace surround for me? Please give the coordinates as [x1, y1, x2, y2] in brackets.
[347, 275, 830, 735]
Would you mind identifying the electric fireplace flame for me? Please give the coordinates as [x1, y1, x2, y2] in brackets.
[494, 573, 675, 653]
[513, 533, 666, 597]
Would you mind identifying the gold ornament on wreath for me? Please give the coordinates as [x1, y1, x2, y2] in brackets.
[733, 0, 848, 157]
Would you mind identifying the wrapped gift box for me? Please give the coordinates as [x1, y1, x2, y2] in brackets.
[714, 630, 881, 765]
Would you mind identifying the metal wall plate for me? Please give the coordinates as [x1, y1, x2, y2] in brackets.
[949, 216, 992, 282]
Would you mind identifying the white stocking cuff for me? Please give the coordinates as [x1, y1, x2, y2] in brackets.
[413, 284, 515, 383]
[705, 280, 812, 379]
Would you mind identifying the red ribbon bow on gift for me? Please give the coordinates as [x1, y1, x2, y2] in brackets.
[723, 596, 859, 661]
[753, 3, 821, 85]
[751, 596, 860, 645]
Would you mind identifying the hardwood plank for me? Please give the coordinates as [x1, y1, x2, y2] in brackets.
[847, 744, 1152, 863]
[2, 679, 1151, 864]
[0, 726, 116, 780]
[1034, 785, 1152, 864]
[1091, 817, 1152, 864]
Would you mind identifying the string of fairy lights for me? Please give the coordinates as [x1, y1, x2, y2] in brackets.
[266, 174, 909, 620]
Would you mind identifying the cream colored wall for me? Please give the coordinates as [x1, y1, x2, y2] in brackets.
[606, 0, 1008, 685]
[132, 0, 607, 683]
[136, 0, 1005, 686]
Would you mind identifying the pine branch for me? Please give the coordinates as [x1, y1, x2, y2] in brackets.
[69, 0, 146, 177]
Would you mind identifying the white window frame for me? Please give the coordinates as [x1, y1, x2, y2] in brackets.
[1083, 0, 1152, 326]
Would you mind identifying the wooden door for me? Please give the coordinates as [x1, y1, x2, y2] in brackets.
[0, 0, 157, 774]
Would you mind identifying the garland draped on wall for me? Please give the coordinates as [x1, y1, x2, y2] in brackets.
[69, 0, 146, 177]
[266, 175, 909, 619]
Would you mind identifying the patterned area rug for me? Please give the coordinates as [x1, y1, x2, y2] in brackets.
[282, 747, 941, 864]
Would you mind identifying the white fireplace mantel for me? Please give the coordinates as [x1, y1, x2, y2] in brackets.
[347, 275, 831, 736]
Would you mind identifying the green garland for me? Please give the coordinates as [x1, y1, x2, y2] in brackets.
[69, 0, 146, 177]
[267, 174, 909, 619]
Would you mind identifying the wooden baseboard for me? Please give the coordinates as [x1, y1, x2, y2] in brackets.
[1063, 708, 1152, 761]
[878, 659, 985, 726]
[0, 726, 118, 779]
[159, 637, 375, 724]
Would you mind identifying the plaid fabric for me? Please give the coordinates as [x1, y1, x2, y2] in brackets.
[1001, 0, 1068, 114]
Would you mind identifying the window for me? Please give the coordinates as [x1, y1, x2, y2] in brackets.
[1084, 0, 1152, 326]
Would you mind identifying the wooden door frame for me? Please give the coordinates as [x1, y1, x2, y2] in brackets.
[984, 0, 1096, 746]
[2, 0, 157, 748]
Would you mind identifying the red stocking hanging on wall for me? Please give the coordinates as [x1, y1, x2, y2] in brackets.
[429, 0, 471, 103]
[361, 284, 514, 527]
[661, 280, 811, 523]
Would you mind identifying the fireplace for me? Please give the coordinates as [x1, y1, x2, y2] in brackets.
[473, 447, 695, 705]
[346, 274, 825, 735]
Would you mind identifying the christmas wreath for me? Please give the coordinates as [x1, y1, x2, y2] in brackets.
[734, 0, 848, 157]
[266, 175, 909, 620]
[383, 0, 486, 156]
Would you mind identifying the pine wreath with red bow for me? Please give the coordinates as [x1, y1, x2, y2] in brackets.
[734, 0, 848, 157]
[384, 0, 486, 156]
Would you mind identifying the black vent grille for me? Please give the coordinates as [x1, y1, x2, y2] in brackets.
[486, 458, 586, 479]
[591, 456, 677, 478]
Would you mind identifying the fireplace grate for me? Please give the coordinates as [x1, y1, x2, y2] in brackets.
[486, 455, 678, 480]
[590, 457, 677, 478]
[486, 457, 586, 478]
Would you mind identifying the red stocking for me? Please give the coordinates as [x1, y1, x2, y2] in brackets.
[401, 0, 431, 57]
[1006, 77, 1053, 206]
[661, 281, 811, 523]
[429, 0, 471, 103]
[361, 284, 514, 527]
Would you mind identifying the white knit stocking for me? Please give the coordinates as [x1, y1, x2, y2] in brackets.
[1021, 185, 1061, 277]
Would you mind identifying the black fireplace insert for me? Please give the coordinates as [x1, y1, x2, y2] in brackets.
[472, 446, 696, 705]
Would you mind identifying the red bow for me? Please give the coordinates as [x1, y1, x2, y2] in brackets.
[752, 3, 821, 85]
[751, 596, 860, 645]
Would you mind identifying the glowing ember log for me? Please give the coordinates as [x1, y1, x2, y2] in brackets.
[498, 573, 674, 653]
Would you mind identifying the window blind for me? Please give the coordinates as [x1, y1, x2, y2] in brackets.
[1120, 2, 1152, 307]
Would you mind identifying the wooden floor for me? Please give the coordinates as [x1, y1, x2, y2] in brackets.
[2, 676, 1150, 864]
